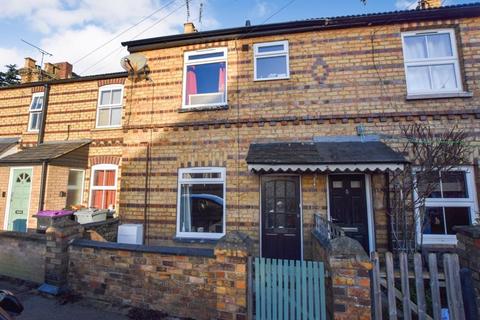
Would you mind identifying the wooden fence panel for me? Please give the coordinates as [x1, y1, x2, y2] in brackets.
[372, 251, 466, 320]
[428, 253, 441, 320]
[400, 252, 412, 320]
[386, 252, 398, 320]
[253, 258, 326, 320]
[414, 253, 427, 320]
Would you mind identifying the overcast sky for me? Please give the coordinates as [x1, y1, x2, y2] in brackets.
[0, 0, 475, 75]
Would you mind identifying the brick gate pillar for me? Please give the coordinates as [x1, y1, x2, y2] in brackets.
[213, 231, 252, 320]
[41, 219, 84, 294]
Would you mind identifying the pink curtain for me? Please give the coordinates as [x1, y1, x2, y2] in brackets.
[218, 65, 226, 93]
[94, 170, 105, 186]
[186, 66, 197, 104]
[104, 191, 116, 209]
[105, 170, 115, 186]
[91, 191, 103, 208]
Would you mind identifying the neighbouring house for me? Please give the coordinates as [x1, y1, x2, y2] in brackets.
[0, 1, 478, 261]
[0, 63, 127, 232]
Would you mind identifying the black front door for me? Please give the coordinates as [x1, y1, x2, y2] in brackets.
[262, 176, 301, 260]
[329, 174, 370, 252]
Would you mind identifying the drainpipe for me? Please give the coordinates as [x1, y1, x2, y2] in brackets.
[38, 161, 48, 211]
[385, 171, 393, 252]
[38, 83, 50, 145]
[37, 83, 50, 211]
[143, 143, 150, 245]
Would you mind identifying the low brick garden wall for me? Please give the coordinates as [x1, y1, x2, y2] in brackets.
[83, 218, 119, 242]
[0, 231, 46, 283]
[312, 230, 372, 320]
[67, 232, 251, 320]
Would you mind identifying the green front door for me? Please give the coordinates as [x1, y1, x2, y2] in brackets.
[7, 168, 32, 232]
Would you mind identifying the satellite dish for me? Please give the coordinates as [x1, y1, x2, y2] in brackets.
[121, 53, 148, 74]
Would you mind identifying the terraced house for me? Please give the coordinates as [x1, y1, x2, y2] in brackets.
[0, 1, 479, 262]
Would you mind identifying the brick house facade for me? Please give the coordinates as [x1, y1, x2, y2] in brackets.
[0, 3, 479, 259]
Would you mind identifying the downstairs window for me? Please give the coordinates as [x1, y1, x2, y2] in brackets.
[177, 167, 226, 239]
[415, 167, 478, 245]
[90, 164, 117, 210]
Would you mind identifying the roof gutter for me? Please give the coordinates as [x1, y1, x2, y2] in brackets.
[123, 4, 480, 52]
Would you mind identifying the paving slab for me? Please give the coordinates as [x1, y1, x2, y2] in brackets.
[0, 279, 128, 320]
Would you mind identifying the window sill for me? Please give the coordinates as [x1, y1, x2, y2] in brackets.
[173, 236, 223, 244]
[406, 91, 473, 100]
[178, 105, 228, 113]
[254, 76, 290, 82]
[92, 126, 122, 131]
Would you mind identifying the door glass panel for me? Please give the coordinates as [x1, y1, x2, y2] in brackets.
[351, 181, 361, 188]
[276, 214, 286, 228]
[285, 197, 296, 212]
[276, 181, 285, 198]
[286, 181, 295, 197]
[332, 181, 343, 188]
[285, 214, 296, 228]
[276, 199, 285, 213]
[266, 214, 275, 229]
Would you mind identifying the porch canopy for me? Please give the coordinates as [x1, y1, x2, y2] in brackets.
[0, 140, 91, 168]
[246, 137, 407, 173]
[0, 137, 19, 156]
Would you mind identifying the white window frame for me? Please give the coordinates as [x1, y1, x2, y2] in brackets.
[28, 92, 44, 132]
[89, 164, 118, 209]
[253, 40, 290, 81]
[66, 169, 85, 207]
[96, 84, 124, 129]
[414, 166, 479, 245]
[176, 167, 226, 239]
[401, 29, 463, 95]
[182, 47, 228, 109]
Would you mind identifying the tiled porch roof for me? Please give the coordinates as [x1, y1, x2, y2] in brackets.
[0, 137, 19, 156]
[0, 140, 91, 166]
[246, 138, 407, 173]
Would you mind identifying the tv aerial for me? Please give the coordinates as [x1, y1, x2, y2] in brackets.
[21, 39, 53, 80]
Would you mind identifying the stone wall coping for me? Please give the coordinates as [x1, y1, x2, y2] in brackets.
[71, 238, 215, 258]
[82, 218, 120, 230]
[0, 230, 46, 242]
[454, 225, 480, 239]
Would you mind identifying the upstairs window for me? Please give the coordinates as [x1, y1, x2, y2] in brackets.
[96, 85, 123, 128]
[254, 40, 289, 81]
[28, 92, 44, 132]
[402, 29, 462, 95]
[415, 167, 478, 245]
[177, 167, 226, 239]
[183, 48, 227, 108]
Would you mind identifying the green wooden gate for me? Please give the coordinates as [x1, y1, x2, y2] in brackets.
[254, 258, 326, 320]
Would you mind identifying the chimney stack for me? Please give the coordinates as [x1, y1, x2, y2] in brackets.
[54, 62, 73, 79]
[418, 0, 442, 9]
[184, 22, 197, 33]
[18, 57, 74, 83]
[19, 57, 41, 83]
